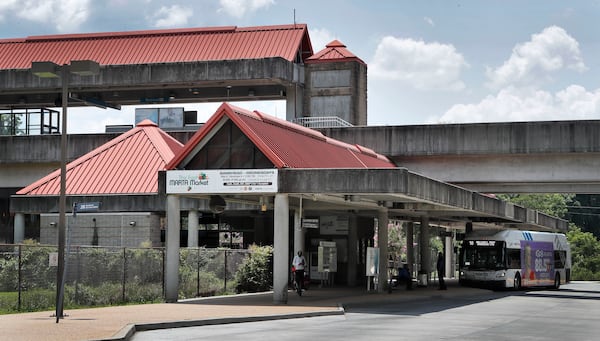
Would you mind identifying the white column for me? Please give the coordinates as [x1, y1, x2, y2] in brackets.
[445, 229, 453, 278]
[188, 209, 199, 248]
[377, 209, 389, 293]
[419, 216, 430, 284]
[273, 194, 289, 304]
[13, 213, 25, 244]
[165, 195, 181, 303]
[293, 207, 304, 256]
[406, 222, 414, 277]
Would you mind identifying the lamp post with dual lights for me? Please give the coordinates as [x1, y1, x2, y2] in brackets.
[31, 60, 100, 323]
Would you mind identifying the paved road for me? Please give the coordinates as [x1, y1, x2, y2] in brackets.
[132, 282, 600, 341]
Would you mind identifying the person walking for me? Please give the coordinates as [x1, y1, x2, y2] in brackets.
[292, 250, 306, 296]
[437, 252, 447, 290]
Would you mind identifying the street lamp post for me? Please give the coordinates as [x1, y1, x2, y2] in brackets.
[31, 60, 99, 323]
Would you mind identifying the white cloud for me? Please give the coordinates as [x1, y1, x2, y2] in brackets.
[218, 0, 274, 18]
[15, 0, 90, 32]
[150, 5, 193, 28]
[370, 36, 468, 91]
[0, 0, 18, 21]
[309, 27, 337, 52]
[486, 26, 586, 89]
[424, 17, 434, 27]
[433, 85, 600, 124]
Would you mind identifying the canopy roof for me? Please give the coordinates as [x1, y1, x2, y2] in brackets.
[167, 102, 394, 169]
[0, 24, 313, 70]
[17, 120, 183, 195]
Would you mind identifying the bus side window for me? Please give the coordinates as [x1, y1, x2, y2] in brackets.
[554, 251, 566, 268]
[507, 249, 520, 268]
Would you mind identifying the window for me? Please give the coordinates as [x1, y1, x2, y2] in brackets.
[186, 120, 273, 169]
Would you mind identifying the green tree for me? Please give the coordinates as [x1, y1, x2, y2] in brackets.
[566, 225, 600, 280]
[496, 193, 574, 218]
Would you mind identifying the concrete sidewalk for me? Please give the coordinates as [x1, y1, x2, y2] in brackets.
[0, 280, 489, 341]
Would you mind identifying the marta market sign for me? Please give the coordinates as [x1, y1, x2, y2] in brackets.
[166, 169, 278, 194]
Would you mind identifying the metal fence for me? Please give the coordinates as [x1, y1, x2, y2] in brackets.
[0, 244, 250, 313]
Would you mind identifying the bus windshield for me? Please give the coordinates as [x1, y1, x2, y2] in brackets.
[461, 240, 506, 271]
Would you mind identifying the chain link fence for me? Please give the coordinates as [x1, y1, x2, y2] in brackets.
[0, 244, 251, 313]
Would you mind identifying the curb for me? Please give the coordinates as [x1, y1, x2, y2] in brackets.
[96, 306, 345, 341]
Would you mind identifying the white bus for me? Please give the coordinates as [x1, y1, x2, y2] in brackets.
[459, 230, 571, 290]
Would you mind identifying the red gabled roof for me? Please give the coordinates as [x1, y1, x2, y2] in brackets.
[306, 40, 365, 65]
[0, 24, 313, 70]
[17, 120, 183, 196]
[167, 103, 394, 170]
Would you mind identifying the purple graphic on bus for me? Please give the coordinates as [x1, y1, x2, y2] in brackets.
[520, 240, 554, 284]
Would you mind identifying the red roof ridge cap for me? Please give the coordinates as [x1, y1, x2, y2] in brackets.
[23, 26, 238, 42]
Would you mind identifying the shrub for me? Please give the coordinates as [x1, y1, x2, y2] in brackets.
[234, 245, 273, 293]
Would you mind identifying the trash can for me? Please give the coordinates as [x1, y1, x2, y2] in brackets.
[417, 271, 428, 287]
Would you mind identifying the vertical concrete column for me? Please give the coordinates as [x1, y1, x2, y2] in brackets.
[445, 229, 453, 278]
[419, 216, 431, 283]
[285, 82, 303, 122]
[293, 208, 304, 256]
[188, 209, 199, 248]
[165, 195, 181, 303]
[273, 193, 289, 304]
[347, 215, 358, 286]
[377, 209, 389, 293]
[13, 213, 25, 244]
[406, 222, 414, 277]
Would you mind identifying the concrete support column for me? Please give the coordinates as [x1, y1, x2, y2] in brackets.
[347, 215, 358, 286]
[406, 222, 414, 277]
[165, 195, 181, 303]
[293, 207, 304, 256]
[377, 209, 389, 293]
[419, 216, 431, 283]
[445, 229, 453, 278]
[188, 209, 198, 248]
[13, 213, 25, 244]
[273, 194, 289, 304]
[285, 82, 303, 122]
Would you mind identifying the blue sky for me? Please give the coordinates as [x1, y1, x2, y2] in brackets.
[2, 0, 600, 133]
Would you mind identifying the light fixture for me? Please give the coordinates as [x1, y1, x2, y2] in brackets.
[129, 221, 136, 227]
[168, 92, 176, 100]
[31, 59, 100, 323]
[50, 222, 57, 227]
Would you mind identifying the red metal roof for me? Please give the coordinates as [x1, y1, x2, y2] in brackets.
[0, 24, 313, 70]
[167, 103, 394, 170]
[306, 40, 365, 65]
[17, 120, 183, 195]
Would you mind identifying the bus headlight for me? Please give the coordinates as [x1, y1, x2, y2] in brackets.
[460, 271, 464, 276]
[496, 271, 506, 278]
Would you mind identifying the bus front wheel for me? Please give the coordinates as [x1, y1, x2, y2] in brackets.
[514, 273, 521, 290]
[554, 273, 561, 290]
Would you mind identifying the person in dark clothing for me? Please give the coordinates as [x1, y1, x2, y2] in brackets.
[398, 263, 413, 290]
[437, 252, 447, 290]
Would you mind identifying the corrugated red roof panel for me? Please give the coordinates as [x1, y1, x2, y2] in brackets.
[0, 24, 313, 70]
[306, 39, 365, 65]
[167, 103, 394, 170]
[17, 120, 183, 196]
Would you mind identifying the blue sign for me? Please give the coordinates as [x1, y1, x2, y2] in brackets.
[74, 202, 101, 213]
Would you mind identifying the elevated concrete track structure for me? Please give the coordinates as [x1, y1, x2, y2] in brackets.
[322, 120, 600, 194]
